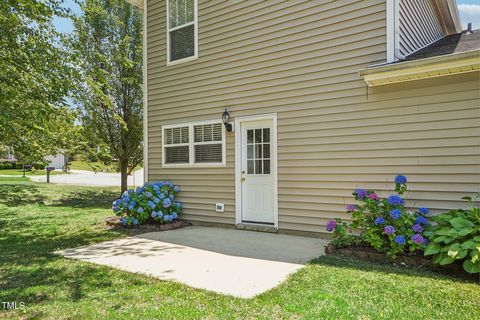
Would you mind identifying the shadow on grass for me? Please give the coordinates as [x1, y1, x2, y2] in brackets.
[310, 253, 479, 283]
[0, 183, 118, 208]
[0, 183, 44, 206]
[0, 222, 132, 305]
[52, 190, 119, 208]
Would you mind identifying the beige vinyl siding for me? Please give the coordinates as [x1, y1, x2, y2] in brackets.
[146, 0, 480, 234]
[398, 0, 444, 57]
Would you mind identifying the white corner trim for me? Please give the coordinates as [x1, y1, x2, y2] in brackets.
[143, 0, 148, 183]
[234, 113, 279, 229]
[386, 0, 395, 63]
[166, 0, 198, 66]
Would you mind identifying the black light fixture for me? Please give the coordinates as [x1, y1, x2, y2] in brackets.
[222, 108, 233, 132]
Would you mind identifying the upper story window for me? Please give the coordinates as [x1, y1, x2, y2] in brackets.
[167, 0, 198, 65]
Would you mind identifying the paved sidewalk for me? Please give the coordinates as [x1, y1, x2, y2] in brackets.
[29, 169, 144, 187]
[58, 226, 328, 298]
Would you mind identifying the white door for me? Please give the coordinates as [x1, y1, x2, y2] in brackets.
[240, 119, 275, 224]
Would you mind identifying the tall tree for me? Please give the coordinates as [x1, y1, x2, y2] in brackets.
[0, 0, 75, 162]
[73, 0, 143, 193]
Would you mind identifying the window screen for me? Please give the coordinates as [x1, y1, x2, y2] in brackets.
[194, 123, 223, 163]
[168, 0, 196, 62]
[164, 126, 189, 164]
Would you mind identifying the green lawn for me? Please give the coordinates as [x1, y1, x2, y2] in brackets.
[70, 160, 118, 173]
[0, 178, 479, 319]
[0, 169, 64, 176]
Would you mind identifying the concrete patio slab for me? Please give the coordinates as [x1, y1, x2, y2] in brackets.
[57, 226, 328, 298]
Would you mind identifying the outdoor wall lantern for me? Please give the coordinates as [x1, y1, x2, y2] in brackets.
[222, 108, 233, 132]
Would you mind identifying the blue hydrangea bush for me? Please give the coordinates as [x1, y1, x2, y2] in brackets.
[327, 175, 429, 257]
[112, 181, 182, 226]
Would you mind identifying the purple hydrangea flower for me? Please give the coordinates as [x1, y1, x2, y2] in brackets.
[148, 201, 155, 209]
[159, 193, 165, 199]
[412, 224, 423, 233]
[153, 197, 160, 204]
[120, 217, 127, 225]
[411, 234, 424, 245]
[368, 193, 379, 200]
[346, 204, 356, 212]
[415, 216, 428, 225]
[326, 220, 337, 232]
[384, 225, 395, 235]
[423, 238, 429, 245]
[374, 217, 385, 225]
[419, 207, 429, 215]
[394, 235, 406, 245]
[162, 198, 172, 208]
[151, 211, 157, 218]
[133, 219, 139, 225]
[174, 185, 180, 192]
[157, 211, 163, 218]
[355, 189, 368, 199]
[394, 175, 407, 184]
[169, 194, 174, 201]
[171, 212, 177, 219]
[387, 194, 404, 206]
[390, 209, 402, 220]
[136, 207, 144, 214]
[145, 191, 152, 198]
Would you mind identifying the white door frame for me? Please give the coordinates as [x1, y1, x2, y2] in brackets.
[234, 113, 278, 229]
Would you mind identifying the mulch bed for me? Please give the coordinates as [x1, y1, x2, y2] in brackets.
[325, 243, 475, 280]
[105, 216, 192, 233]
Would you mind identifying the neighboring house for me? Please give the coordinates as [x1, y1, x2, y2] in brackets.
[128, 0, 480, 236]
[44, 154, 67, 170]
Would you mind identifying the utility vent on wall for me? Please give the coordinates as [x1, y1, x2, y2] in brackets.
[215, 203, 224, 213]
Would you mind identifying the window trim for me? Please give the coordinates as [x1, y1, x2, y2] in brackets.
[162, 120, 226, 168]
[166, 0, 198, 66]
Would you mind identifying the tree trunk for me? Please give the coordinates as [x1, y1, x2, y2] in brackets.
[120, 158, 129, 194]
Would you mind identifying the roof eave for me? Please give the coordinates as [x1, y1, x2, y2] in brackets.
[358, 50, 480, 87]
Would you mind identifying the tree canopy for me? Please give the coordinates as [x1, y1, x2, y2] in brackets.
[0, 0, 76, 162]
[72, 0, 143, 192]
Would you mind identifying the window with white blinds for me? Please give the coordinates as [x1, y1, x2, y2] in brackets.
[164, 126, 189, 164]
[163, 121, 225, 167]
[167, 0, 197, 64]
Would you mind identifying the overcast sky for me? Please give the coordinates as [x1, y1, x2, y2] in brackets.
[53, 0, 480, 34]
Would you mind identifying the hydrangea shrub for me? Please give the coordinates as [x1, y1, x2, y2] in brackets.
[327, 175, 429, 257]
[112, 181, 182, 226]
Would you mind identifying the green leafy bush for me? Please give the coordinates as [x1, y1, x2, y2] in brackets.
[326, 218, 360, 248]
[326, 175, 428, 257]
[424, 194, 480, 274]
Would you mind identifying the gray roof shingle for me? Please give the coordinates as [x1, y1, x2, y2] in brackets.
[402, 30, 480, 62]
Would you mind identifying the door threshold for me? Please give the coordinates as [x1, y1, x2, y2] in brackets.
[236, 223, 278, 233]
